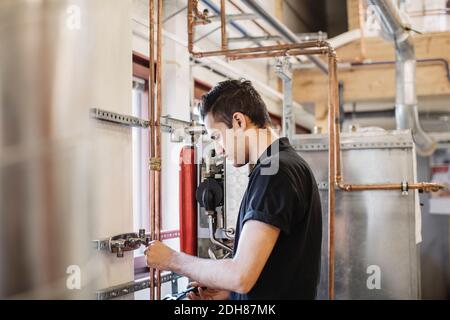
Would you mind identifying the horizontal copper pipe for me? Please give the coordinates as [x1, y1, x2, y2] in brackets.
[191, 40, 327, 58]
[337, 182, 445, 192]
[193, 20, 211, 26]
[220, 0, 227, 51]
[228, 48, 329, 60]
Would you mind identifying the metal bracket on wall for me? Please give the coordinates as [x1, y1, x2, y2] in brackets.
[275, 57, 294, 140]
[160, 229, 181, 240]
[90, 108, 150, 128]
[160, 115, 206, 142]
[160, 115, 191, 133]
[93, 230, 180, 257]
[96, 272, 182, 300]
[294, 141, 414, 152]
[92, 230, 150, 258]
[316, 181, 413, 194]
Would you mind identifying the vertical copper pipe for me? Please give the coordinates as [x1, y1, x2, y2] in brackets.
[148, 0, 156, 301]
[188, 0, 194, 53]
[155, 0, 163, 300]
[220, 0, 227, 51]
[327, 51, 337, 301]
[331, 51, 339, 300]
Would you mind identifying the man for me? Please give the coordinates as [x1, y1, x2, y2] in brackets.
[145, 79, 322, 300]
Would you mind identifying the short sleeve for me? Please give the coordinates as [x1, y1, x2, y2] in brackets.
[242, 169, 303, 234]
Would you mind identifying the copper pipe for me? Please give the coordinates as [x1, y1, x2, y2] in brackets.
[155, 0, 163, 300]
[188, 0, 211, 52]
[191, 40, 326, 58]
[327, 51, 337, 301]
[190, 0, 211, 27]
[332, 60, 444, 192]
[337, 182, 445, 192]
[148, 0, 156, 301]
[193, 0, 210, 21]
[188, 0, 194, 53]
[193, 20, 211, 26]
[220, 0, 227, 51]
[228, 48, 328, 61]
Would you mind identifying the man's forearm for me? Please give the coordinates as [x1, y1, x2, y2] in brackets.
[168, 251, 247, 294]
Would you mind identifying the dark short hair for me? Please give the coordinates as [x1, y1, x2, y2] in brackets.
[199, 79, 272, 128]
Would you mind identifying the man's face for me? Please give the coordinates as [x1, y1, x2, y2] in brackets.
[204, 113, 249, 167]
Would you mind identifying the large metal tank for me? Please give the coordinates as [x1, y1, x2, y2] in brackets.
[0, 0, 132, 298]
[292, 130, 421, 299]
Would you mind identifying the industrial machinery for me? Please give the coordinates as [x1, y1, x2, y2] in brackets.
[195, 148, 234, 260]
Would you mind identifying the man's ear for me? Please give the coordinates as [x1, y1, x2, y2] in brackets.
[232, 112, 247, 129]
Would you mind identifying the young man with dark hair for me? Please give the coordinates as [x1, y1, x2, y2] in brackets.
[145, 79, 322, 300]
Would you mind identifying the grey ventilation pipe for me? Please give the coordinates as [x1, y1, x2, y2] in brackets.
[240, 0, 328, 74]
[366, 0, 436, 156]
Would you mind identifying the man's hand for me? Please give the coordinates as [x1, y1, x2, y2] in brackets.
[144, 220, 279, 295]
[187, 282, 230, 300]
[145, 240, 176, 271]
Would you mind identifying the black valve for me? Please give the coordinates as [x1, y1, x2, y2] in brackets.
[196, 178, 223, 212]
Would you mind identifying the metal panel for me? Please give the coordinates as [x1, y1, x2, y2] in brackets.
[90, 108, 150, 128]
[291, 130, 420, 299]
[96, 272, 182, 300]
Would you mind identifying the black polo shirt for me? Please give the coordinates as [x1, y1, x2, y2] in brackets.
[229, 137, 322, 300]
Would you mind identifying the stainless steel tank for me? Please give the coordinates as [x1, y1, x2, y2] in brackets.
[0, 0, 132, 299]
[292, 130, 421, 299]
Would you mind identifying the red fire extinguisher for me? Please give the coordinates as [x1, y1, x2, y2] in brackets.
[179, 145, 198, 256]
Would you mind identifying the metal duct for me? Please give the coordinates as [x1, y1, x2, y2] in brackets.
[240, 0, 328, 74]
[366, 0, 436, 156]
